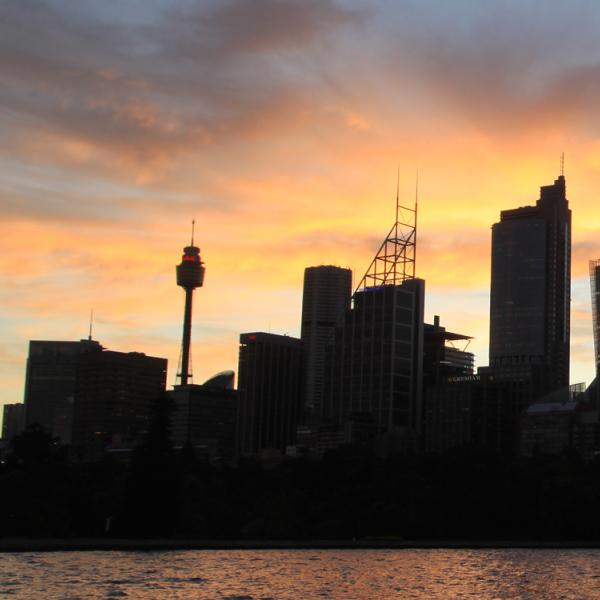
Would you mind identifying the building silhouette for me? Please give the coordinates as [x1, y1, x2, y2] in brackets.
[323, 279, 425, 439]
[424, 373, 533, 455]
[317, 187, 425, 451]
[423, 173, 573, 457]
[71, 349, 167, 457]
[421, 315, 476, 452]
[169, 370, 237, 464]
[519, 383, 586, 457]
[236, 332, 303, 457]
[23, 339, 102, 440]
[2, 403, 25, 441]
[176, 222, 206, 386]
[423, 315, 474, 388]
[489, 173, 571, 395]
[590, 259, 600, 377]
[301, 265, 352, 416]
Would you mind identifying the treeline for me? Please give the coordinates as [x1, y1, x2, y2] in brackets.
[2, 415, 600, 540]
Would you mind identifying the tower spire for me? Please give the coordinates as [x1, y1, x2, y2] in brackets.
[560, 152, 565, 177]
[88, 308, 94, 341]
[191, 219, 196, 246]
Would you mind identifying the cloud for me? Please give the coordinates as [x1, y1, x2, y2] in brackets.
[0, 0, 367, 185]
[157, 0, 367, 58]
[4, 0, 600, 411]
[377, 1, 600, 137]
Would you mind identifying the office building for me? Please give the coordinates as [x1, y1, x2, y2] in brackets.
[71, 349, 167, 457]
[423, 315, 474, 388]
[590, 259, 600, 376]
[2, 403, 25, 441]
[301, 265, 352, 416]
[519, 383, 586, 457]
[424, 372, 532, 455]
[170, 370, 237, 464]
[323, 278, 425, 438]
[315, 184, 424, 451]
[489, 173, 571, 395]
[236, 332, 303, 456]
[23, 339, 102, 440]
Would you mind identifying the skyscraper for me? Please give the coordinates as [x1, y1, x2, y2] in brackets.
[301, 266, 352, 415]
[24, 339, 102, 439]
[71, 349, 167, 456]
[489, 173, 571, 394]
[323, 278, 425, 435]
[321, 183, 424, 448]
[2, 403, 25, 441]
[169, 370, 237, 464]
[590, 259, 600, 376]
[236, 332, 303, 456]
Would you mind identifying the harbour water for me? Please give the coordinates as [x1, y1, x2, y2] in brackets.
[1, 548, 599, 599]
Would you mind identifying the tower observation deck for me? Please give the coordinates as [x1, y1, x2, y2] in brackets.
[176, 221, 205, 385]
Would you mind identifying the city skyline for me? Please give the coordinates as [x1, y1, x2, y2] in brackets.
[3, 1, 600, 413]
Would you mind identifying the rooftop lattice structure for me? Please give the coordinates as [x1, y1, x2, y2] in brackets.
[354, 174, 417, 295]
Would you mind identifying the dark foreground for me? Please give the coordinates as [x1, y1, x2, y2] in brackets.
[3, 538, 600, 553]
[4, 425, 600, 543]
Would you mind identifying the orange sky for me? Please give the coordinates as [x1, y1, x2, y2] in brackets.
[2, 1, 600, 419]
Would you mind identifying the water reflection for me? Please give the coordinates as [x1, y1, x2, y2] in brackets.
[1, 548, 599, 599]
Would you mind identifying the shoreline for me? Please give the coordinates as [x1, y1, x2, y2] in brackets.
[2, 538, 600, 553]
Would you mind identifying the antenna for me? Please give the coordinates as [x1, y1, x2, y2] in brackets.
[191, 219, 196, 246]
[395, 165, 400, 224]
[560, 152, 565, 176]
[88, 308, 94, 341]
[415, 168, 419, 208]
[414, 168, 419, 273]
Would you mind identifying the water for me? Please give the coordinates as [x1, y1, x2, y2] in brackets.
[1, 548, 599, 599]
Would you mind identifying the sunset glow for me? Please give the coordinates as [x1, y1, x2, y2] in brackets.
[2, 0, 600, 415]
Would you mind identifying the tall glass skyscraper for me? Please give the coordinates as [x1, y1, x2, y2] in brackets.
[590, 259, 600, 376]
[489, 174, 571, 394]
[24, 339, 102, 439]
[301, 265, 352, 416]
[236, 332, 304, 456]
[323, 278, 425, 435]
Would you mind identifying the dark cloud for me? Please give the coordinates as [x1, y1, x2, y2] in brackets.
[0, 0, 366, 179]
[379, 1, 600, 134]
[157, 0, 366, 59]
[4, 0, 600, 222]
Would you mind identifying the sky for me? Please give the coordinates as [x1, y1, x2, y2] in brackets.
[2, 0, 600, 417]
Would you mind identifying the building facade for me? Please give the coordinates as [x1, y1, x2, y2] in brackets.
[71, 350, 167, 457]
[236, 332, 304, 456]
[23, 339, 103, 440]
[169, 371, 237, 464]
[301, 265, 352, 416]
[424, 372, 534, 455]
[423, 315, 474, 388]
[322, 278, 425, 442]
[2, 403, 26, 441]
[489, 174, 571, 395]
[590, 259, 600, 376]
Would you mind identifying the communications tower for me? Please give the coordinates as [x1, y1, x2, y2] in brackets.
[176, 221, 205, 385]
